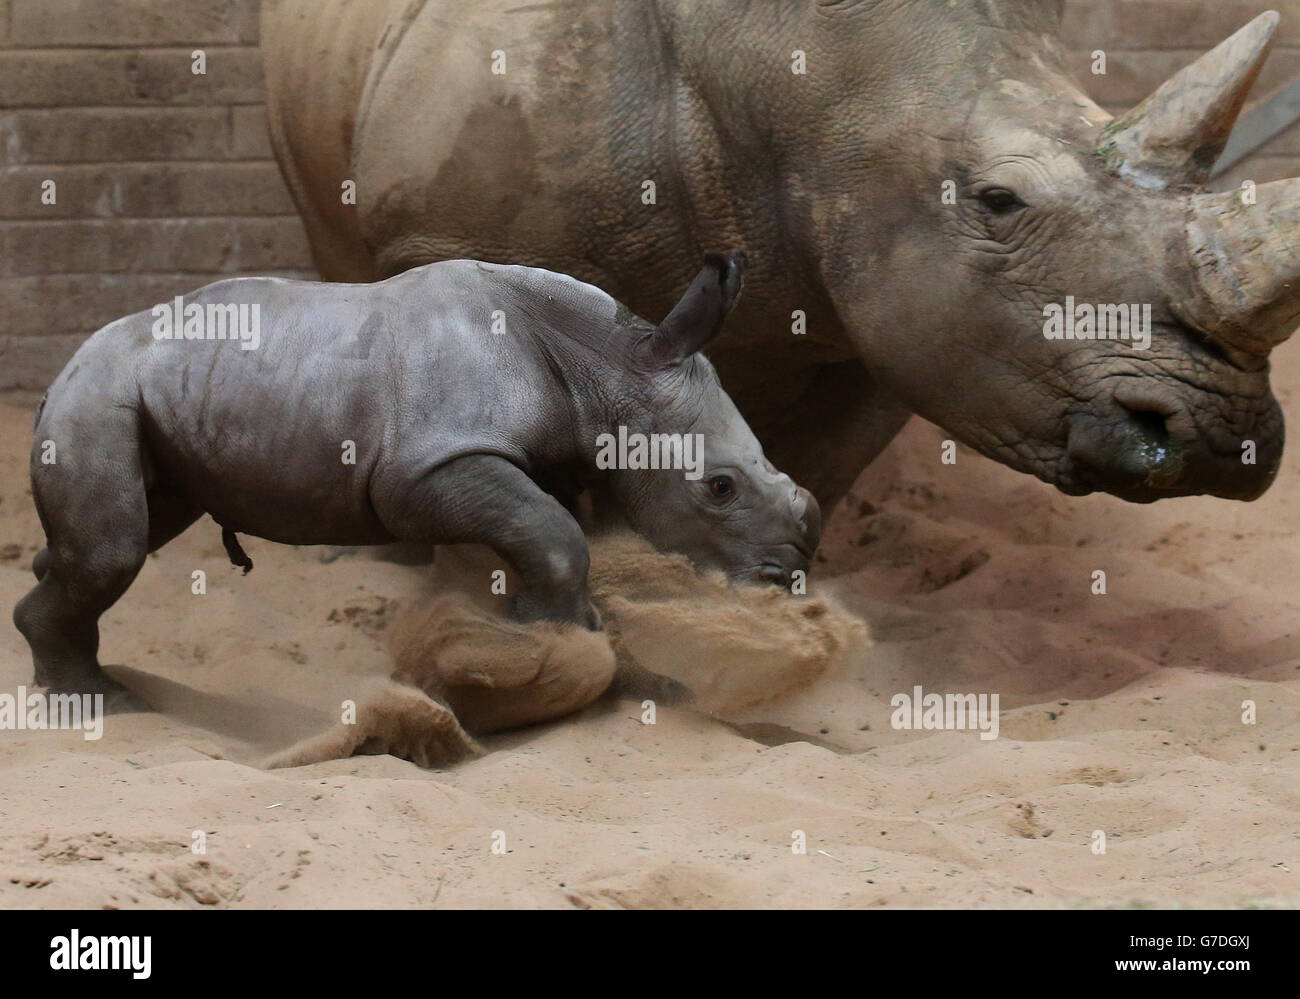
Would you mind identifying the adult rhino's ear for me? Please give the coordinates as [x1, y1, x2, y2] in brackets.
[642, 250, 746, 367]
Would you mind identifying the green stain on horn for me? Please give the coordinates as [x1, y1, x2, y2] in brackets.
[1095, 136, 1122, 170]
[1095, 115, 1139, 171]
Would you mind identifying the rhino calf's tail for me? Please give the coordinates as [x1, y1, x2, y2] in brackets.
[221, 527, 254, 575]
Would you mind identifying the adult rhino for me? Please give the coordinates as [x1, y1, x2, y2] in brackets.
[262, 0, 1300, 510]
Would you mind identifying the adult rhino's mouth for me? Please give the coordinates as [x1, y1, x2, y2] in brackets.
[995, 312, 1281, 503]
[1057, 385, 1283, 503]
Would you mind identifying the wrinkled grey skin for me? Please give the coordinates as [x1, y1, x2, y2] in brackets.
[13, 253, 819, 710]
[263, 0, 1300, 511]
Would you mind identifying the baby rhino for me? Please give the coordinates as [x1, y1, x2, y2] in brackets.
[15, 251, 820, 710]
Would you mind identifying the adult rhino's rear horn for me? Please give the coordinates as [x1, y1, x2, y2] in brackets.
[1101, 11, 1278, 190]
[1182, 178, 1300, 355]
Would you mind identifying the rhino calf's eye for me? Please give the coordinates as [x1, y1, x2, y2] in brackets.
[708, 475, 735, 500]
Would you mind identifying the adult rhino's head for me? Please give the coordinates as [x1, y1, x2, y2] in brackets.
[791, 2, 1297, 501]
[600, 251, 821, 584]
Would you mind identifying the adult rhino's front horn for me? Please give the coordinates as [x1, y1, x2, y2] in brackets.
[1102, 10, 1300, 357]
[1182, 179, 1300, 356]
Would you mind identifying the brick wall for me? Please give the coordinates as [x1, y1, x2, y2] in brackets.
[1, 1, 1298, 392]
[0, 0, 311, 391]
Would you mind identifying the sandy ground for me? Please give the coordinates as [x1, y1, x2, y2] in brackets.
[0, 367, 1298, 908]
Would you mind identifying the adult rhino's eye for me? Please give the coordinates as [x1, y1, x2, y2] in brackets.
[978, 188, 1026, 215]
[708, 475, 735, 500]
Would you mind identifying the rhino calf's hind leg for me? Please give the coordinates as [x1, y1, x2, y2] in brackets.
[375, 454, 601, 631]
[13, 430, 155, 713]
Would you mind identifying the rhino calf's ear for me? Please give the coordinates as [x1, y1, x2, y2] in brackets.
[642, 250, 746, 366]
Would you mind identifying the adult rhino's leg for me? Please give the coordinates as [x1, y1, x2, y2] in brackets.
[744, 360, 912, 515]
[373, 454, 601, 630]
[260, 0, 385, 282]
[13, 414, 153, 713]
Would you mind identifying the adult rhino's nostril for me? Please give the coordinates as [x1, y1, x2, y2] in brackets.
[1067, 380, 1282, 502]
[1123, 405, 1171, 446]
[1113, 382, 1196, 442]
[1067, 385, 1196, 498]
[1110, 384, 1201, 490]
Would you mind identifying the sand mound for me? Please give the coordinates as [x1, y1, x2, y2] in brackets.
[389, 594, 617, 735]
[264, 679, 483, 770]
[273, 534, 867, 766]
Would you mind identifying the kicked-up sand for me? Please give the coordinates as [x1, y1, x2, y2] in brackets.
[0, 359, 1297, 907]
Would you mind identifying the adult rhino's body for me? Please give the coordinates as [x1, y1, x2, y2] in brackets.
[263, 0, 1300, 508]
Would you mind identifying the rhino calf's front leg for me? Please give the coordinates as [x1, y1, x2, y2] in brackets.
[375, 454, 600, 630]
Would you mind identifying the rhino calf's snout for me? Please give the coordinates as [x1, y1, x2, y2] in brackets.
[795, 486, 822, 550]
[750, 488, 821, 589]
